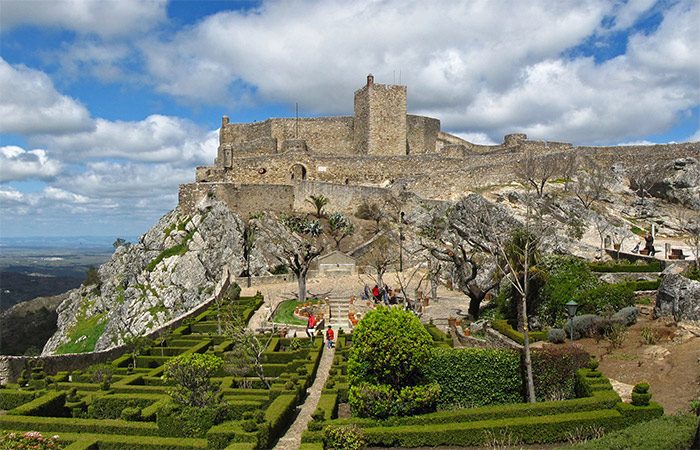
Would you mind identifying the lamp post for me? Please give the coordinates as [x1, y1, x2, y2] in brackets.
[565, 300, 578, 347]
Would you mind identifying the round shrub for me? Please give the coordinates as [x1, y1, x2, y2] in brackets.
[569, 314, 598, 339]
[324, 424, 365, 450]
[633, 381, 650, 394]
[547, 328, 566, 344]
[348, 306, 432, 386]
[587, 360, 599, 370]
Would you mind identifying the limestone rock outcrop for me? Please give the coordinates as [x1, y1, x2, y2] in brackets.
[42, 201, 269, 355]
[655, 273, 700, 323]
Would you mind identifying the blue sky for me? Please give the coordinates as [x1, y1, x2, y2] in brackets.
[0, 0, 698, 239]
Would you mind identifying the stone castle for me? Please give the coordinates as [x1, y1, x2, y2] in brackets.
[179, 74, 700, 216]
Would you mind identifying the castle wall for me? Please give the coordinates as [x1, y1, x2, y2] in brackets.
[294, 181, 403, 215]
[179, 182, 294, 217]
[407, 115, 440, 154]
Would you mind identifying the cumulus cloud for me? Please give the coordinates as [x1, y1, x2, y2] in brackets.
[56, 161, 194, 199]
[31, 115, 218, 165]
[0, 146, 63, 182]
[0, 58, 94, 135]
[135, 0, 697, 145]
[0, 0, 167, 39]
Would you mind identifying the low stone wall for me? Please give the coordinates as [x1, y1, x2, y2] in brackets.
[0, 268, 231, 385]
[453, 326, 523, 351]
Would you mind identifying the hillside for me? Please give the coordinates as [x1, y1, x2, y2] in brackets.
[0, 271, 82, 311]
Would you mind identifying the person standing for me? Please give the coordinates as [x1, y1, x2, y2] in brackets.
[325, 325, 334, 349]
[306, 313, 316, 342]
[644, 232, 656, 256]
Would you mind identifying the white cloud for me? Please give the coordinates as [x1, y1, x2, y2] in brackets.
[56, 161, 193, 199]
[31, 115, 218, 165]
[0, 58, 94, 135]
[139, 1, 612, 111]
[0, 146, 63, 182]
[56, 41, 133, 83]
[0, 0, 167, 39]
[134, 0, 697, 145]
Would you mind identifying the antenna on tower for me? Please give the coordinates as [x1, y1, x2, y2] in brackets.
[393, 70, 396, 84]
[399, 70, 402, 85]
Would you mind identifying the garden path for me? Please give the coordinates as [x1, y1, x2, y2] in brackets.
[272, 342, 336, 450]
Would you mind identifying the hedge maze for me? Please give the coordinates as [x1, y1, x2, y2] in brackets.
[301, 332, 664, 449]
[0, 294, 325, 450]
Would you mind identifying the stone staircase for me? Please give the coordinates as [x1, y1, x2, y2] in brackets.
[328, 296, 350, 329]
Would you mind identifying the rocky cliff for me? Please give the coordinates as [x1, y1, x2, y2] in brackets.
[42, 200, 269, 355]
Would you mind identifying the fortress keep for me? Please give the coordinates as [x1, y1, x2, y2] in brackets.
[179, 75, 700, 217]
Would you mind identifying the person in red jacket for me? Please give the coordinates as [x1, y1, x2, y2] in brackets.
[306, 313, 316, 341]
[326, 325, 334, 349]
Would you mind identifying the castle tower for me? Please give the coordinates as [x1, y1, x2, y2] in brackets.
[353, 73, 407, 155]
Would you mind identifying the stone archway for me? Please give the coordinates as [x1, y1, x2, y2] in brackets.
[290, 164, 307, 181]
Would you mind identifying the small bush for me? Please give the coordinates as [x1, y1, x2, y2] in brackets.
[324, 424, 365, 450]
[612, 306, 639, 326]
[548, 328, 566, 343]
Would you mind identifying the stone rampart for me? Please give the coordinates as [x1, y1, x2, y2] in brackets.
[179, 182, 294, 217]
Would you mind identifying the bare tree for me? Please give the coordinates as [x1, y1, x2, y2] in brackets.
[359, 234, 398, 293]
[515, 150, 561, 198]
[674, 206, 700, 268]
[573, 157, 611, 209]
[418, 204, 500, 320]
[444, 193, 548, 403]
[261, 214, 324, 304]
[593, 212, 613, 259]
[356, 200, 387, 233]
[559, 152, 578, 192]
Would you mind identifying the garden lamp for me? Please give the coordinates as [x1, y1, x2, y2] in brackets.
[565, 300, 578, 347]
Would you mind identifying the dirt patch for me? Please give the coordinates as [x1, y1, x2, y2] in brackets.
[550, 308, 700, 415]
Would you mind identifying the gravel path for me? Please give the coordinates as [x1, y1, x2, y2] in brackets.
[272, 343, 336, 450]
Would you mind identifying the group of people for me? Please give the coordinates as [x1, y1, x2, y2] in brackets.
[305, 313, 334, 349]
[362, 283, 399, 304]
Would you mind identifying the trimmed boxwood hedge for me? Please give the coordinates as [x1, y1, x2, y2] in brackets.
[554, 413, 699, 450]
[588, 261, 662, 273]
[424, 348, 521, 408]
[492, 319, 547, 345]
[0, 389, 35, 410]
[0, 414, 160, 435]
[6, 390, 66, 417]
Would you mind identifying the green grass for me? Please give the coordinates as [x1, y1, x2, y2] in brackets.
[272, 300, 308, 326]
[56, 313, 107, 354]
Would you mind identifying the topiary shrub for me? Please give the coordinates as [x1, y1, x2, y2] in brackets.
[531, 347, 590, 402]
[631, 382, 652, 406]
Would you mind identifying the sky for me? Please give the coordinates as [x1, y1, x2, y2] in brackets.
[0, 0, 698, 239]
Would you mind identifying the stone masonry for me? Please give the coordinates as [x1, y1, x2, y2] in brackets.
[179, 75, 700, 217]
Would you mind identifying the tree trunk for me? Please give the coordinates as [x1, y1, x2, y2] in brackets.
[523, 242, 536, 403]
[297, 274, 307, 304]
[693, 417, 700, 450]
[468, 297, 481, 320]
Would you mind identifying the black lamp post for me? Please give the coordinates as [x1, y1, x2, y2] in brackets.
[565, 300, 578, 347]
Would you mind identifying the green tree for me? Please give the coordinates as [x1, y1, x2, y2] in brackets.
[164, 353, 224, 408]
[83, 266, 101, 288]
[306, 194, 330, 217]
[222, 307, 275, 389]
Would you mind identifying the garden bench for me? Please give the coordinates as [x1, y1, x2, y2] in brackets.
[668, 248, 687, 260]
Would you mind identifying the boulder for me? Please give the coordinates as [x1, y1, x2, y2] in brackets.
[655, 273, 700, 323]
